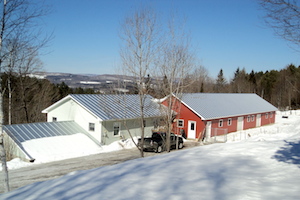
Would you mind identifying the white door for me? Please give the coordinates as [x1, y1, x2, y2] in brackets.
[205, 121, 211, 139]
[237, 117, 244, 131]
[256, 114, 261, 127]
[188, 121, 196, 139]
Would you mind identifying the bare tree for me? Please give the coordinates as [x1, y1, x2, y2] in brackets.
[0, 0, 51, 192]
[119, 6, 160, 157]
[184, 65, 213, 93]
[158, 15, 195, 152]
[230, 67, 251, 93]
[259, 0, 300, 47]
[4, 39, 44, 124]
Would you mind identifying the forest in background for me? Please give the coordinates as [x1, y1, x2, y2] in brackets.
[1, 63, 299, 126]
[1, 73, 96, 125]
[0, 0, 299, 125]
[182, 63, 300, 110]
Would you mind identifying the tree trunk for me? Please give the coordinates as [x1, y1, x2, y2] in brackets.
[8, 77, 12, 125]
[0, 0, 9, 192]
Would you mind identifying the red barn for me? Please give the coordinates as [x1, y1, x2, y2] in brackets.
[161, 93, 278, 140]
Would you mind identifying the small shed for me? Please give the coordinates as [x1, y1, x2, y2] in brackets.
[3, 121, 99, 162]
[161, 93, 278, 140]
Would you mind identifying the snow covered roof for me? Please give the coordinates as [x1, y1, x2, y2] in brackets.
[43, 94, 163, 121]
[178, 93, 278, 120]
[3, 121, 101, 162]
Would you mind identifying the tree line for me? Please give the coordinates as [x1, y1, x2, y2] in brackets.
[1, 64, 299, 126]
[1, 73, 96, 125]
[179, 64, 300, 110]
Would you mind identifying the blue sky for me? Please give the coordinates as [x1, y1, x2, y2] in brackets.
[40, 0, 300, 80]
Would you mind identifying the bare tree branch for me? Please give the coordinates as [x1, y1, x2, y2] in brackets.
[259, 0, 300, 46]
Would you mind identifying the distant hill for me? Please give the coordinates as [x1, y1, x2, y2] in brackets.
[31, 72, 136, 93]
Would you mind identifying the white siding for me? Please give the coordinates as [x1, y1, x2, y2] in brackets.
[101, 118, 155, 145]
[46, 99, 101, 142]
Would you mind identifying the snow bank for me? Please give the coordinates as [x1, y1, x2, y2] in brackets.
[0, 135, 138, 171]
[21, 133, 103, 163]
[1, 114, 300, 199]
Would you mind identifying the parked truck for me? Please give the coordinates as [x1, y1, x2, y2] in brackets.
[138, 132, 184, 153]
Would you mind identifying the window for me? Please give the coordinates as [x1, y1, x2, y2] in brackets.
[190, 122, 195, 130]
[52, 117, 57, 122]
[265, 113, 269, 119]
[113, 122, 120, 136]
[251, 115, 255, 122]
[178, 119, 184, 128]
[247, 115, 251, 122]
[270, 112, 273, 118]
[89, 123, 95, 131]
[227, 118, 232, 126]
[219, 119, 223, 127]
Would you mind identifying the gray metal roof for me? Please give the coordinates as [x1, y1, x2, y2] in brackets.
[69, 94, 162, 121]
[178, 93, 278, 120]
[3, 121, 101, 161]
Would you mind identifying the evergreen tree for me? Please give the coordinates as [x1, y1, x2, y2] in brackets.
[215, 69, 227, 93]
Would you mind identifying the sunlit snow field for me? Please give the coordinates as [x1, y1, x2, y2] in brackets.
[1, 111, 300, 200]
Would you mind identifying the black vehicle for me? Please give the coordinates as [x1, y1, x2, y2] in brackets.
[138, 132, 184, 153]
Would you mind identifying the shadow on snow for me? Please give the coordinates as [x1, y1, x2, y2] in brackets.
[272, 140, 300, 168]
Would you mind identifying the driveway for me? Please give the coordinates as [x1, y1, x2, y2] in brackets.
[0, 141, 200, 193]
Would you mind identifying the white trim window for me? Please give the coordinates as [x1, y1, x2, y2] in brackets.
[219, 119, 223, 127]
[265, 113, 269, 119]
[270, 112, 273, 118]
[227, 118, 232, 126]
[89, 123, 95, 132]
[178, 119, 184, 128]
[251, 115, 255, 122]
[113, 122, 121, 136]
[247, 115, 251, 122]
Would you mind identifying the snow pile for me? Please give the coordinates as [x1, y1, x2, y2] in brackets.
[101, 137, 139, 152]
[4, 158, 32, 171]
[0, 111, 299, 199]
[22, 133, 103, 163]
[0, 136, 138, 171]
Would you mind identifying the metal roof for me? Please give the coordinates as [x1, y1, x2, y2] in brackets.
[3, 121, 101, 161]
[178, 93, 278, 120]
[68, 94, 162, 121]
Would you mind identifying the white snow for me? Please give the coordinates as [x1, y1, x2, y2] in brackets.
[1, 111, 300, 199]
[0, 135, 138, 170]
[22, 133, 103, 163]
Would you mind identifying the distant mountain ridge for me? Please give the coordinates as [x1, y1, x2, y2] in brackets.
[31, 72, 136, 93]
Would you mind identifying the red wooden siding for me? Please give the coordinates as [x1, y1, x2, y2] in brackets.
[210, 112, 276, 136]
[162, 96, 276, 138]
[161, 98, 205, 139]
[210, 117, 238, 136]
[261, 111, 276, 126]
[243, 115, 257, 130]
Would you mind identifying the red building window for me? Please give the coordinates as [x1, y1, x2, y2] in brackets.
[219, 119, 223, 127]
[247, 115, 251, 122]
[265, 113, 269, 119]
[177, 119, 184, 128]
[227, 118, 232, 126]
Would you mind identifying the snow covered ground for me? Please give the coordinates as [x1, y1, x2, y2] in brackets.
[0, 135, 138, 171]
[1, 111, 300, 199]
